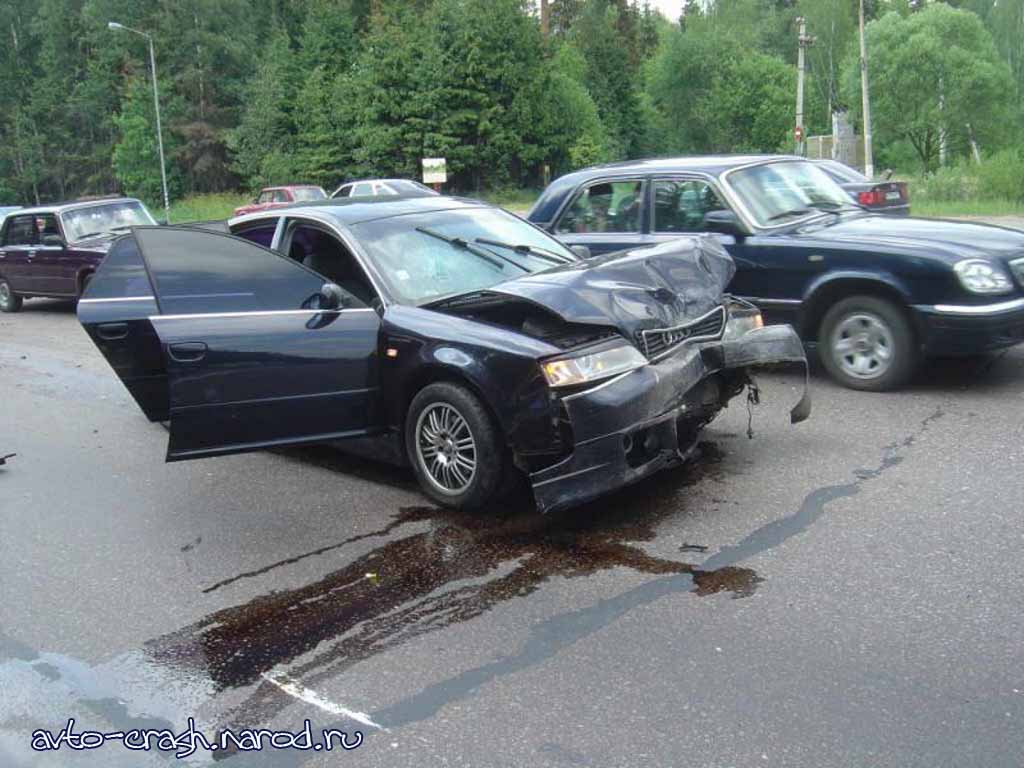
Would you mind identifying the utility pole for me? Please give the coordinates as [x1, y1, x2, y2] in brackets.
[540, 0, 550, 38]
[795, 17, 814, 156]
[858, 0, 874, 178]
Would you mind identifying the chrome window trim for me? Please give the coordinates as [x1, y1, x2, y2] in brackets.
[150, 307, 376, 322]
[78, 295, 156, 304]
[926, 297, 1024, 315]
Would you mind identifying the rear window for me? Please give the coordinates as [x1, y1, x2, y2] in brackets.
[85, 236, 154, 299]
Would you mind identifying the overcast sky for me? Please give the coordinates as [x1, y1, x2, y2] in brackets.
[649, 0, 683, 22]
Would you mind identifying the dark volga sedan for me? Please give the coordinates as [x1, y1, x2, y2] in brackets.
[79, 196, 810, 512]
[529, 156, 1024, 391]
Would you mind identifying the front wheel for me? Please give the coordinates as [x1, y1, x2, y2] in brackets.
[405, 382, 506, 511]
[0, 278, 23, 313]
[819, 295, 918, 391]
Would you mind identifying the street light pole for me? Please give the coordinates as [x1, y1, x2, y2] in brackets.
[108, 22, 171, 224]
[858, 0, 874, 178]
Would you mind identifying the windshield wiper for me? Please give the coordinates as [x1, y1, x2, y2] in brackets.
[72, 230, 115, 240]
[473, 237, 569, 265]
[415, 227, 523, 272]
[766, 208, 813, 222]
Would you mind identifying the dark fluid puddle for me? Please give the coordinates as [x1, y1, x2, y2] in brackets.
[145, 442, 758, 731]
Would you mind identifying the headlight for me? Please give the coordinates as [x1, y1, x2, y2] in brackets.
[541, 343, 646, 388]
[723, 305, 764, 340]
[954, 259, 1013, 295]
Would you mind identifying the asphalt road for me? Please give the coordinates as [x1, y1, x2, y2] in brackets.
[2, 299, 1023, 767]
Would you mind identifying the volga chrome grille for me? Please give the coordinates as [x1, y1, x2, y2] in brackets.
[638, 305, 726, 360]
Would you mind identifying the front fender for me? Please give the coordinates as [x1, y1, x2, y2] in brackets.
[802, 269, 913, 305]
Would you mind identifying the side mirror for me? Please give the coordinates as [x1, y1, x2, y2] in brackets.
[41, 234, 65, 248]
[703, 209, 746, 239]
[318, 282, 349, 310]
[570, 244, 592, 260]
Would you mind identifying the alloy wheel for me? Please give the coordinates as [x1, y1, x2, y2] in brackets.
[415, 402, 477, 496]
[830, 312, 894, 380]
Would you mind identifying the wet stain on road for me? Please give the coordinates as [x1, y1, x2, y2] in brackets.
[146, 443, 759, 734]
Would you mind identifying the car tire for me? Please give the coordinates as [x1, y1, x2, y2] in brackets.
[819, 295, 917, 391]
[405, 382, 506, 511]
[0, 278, 23, 313]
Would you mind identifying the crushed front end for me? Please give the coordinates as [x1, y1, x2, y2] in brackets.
[528, 305, 810, 512]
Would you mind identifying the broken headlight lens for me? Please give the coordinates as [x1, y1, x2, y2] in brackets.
[723, 305, 764, 340]
[954, 259, 1013, 295]
[541, 343, 647, 388]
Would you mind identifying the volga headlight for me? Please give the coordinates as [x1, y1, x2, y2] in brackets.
[723, 305, 764, 340]
[541, 343, 646, 388]
[954, 259, 1012, 295]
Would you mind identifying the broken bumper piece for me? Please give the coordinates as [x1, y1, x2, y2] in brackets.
[529, 325, 810, 513]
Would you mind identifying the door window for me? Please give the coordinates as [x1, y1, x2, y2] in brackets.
[282, 222, 375, 307]
[556, 180, 643, 234]
[134, 227, 327, 315]
[335, 185, 352, 198]
[653, 180, 726, 233]
[351, 183, 373, 197]
[232, 220, 279, 249]
[4, 215, 38, 246]
[83, 236, 154, 299]
[272, 190, 290, 203]
[257, 191, 274, 204]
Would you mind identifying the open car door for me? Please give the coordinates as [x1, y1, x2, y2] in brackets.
[80, 226, 381, 461]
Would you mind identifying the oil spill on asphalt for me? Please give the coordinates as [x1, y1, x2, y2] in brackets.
[145, 442, 760, 735]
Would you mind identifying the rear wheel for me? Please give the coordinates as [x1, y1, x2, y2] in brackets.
[0, 278, 23, 313]
[405, 382, 506, 511]
[819, 295, 917, 391]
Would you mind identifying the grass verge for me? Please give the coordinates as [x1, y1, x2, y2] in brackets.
[168, 193, 250, 224]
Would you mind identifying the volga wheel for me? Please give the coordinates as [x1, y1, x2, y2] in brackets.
[819, 295, 917, 391]
[0, 278, 22, 313]
[405, 382, 505, 510]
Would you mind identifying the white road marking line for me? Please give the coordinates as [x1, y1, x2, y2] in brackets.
[260, 671, 387, 732]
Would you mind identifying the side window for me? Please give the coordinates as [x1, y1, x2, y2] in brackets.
[37, 214, 60, 241]
[272, 190, 289, 203]
[134, 227, 326, 315]
[85, 236, 153, 299]
[257, 191, 274, 204]
[4, 216, 37, 246]
[653, 180, 725, 233]
[556, 180, 643, 234]
[282, 221, 374, 307]
[232, 221, 278, 248]
[335, 185, 351, 198]
[351, 183, 373, 197]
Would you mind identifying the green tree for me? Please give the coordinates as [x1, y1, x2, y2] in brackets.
[112, 77, 182, 207]
[840, 4, 1016, 171]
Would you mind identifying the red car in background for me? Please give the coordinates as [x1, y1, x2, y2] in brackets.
[233, 185, 327, 217]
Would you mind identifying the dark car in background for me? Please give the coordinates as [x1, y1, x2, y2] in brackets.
[528, 156, 1024, 391]
[232, 185, 327, 217]
[0, 197, 156, 312]
[331, 178, 438, 198]
[78, 196, 809, 513]
[813, 158, 910, 216]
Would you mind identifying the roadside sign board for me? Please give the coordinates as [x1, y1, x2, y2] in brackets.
[793, 125, 804, 142]
[422, 158, 447, 185]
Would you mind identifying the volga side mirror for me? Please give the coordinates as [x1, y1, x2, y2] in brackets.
[703, 209, 746, 238]
[318, 283, 349, 310]
[41, 234, 65, 248]
[570, 244, 592, 260]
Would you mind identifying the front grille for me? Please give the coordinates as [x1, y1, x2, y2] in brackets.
[1010, 257, 1024, 288]
[638, 305, 726, 360]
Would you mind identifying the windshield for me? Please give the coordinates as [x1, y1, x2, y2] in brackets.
[352, 208, 577, 305]
[726, 161, 854, 227]
[61, 201, 156, 241]
[292, 187, 326, 201]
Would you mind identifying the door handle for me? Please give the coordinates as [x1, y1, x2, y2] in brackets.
[168, 341, 208, 362]
[96, 322, 129, 340]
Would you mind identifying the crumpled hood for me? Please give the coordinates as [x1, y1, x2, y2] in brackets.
[489, 237, 735, 340]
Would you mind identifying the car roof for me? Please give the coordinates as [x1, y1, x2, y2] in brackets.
[527, 154, 800, 223]
[13, 197, 145, 216]
[233, 194, 489, 226]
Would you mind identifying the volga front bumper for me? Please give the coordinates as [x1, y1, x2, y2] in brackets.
[529, 325, 811, 513]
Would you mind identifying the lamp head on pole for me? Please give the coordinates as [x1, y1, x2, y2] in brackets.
[107, 22, 125, 30]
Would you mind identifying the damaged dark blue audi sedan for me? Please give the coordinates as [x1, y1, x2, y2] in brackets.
[78, 196, 810, 513]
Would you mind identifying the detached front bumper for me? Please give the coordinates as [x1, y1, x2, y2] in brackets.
[913, 298, 1024, 356]
[529, 325, 811, 513]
